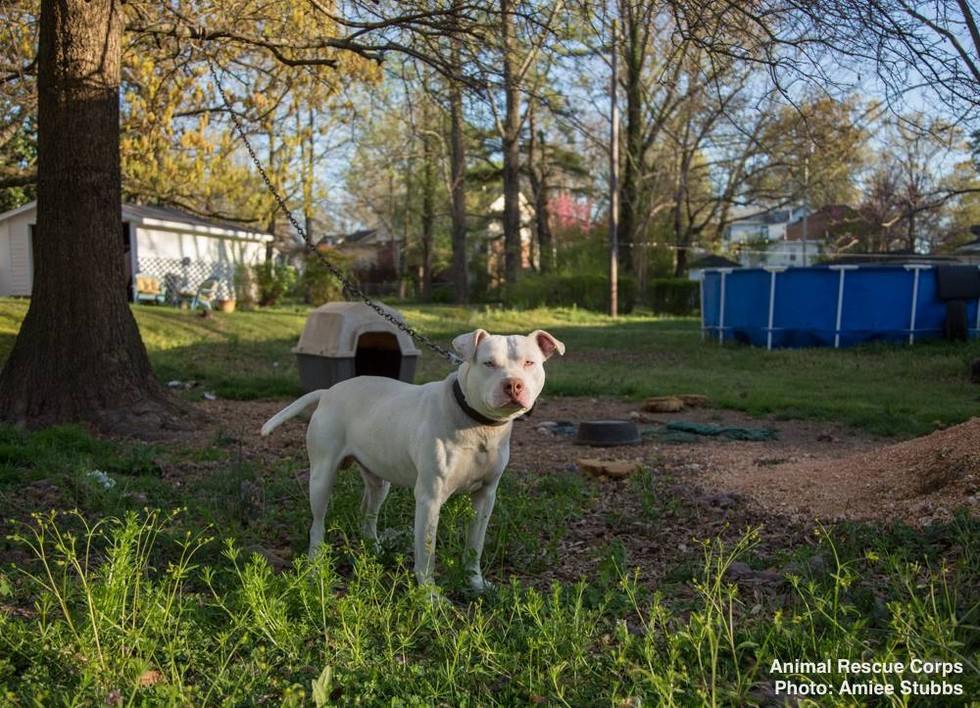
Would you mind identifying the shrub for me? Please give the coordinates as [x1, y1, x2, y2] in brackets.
[233, 263, 257, 308]
[501, 272, 637, 313]
[252, 262, 298, 307]
[646, 277, 699, 315]
[300, 250, 352, 306]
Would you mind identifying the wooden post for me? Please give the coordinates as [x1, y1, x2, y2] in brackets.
[608, 19, 619, 318]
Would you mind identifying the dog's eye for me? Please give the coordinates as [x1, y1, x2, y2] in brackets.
[483, 360, 497, 368]
[523, 360, 536, 368]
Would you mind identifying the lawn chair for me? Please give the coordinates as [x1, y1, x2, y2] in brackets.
[133, 274, 167, 305]
[191, 278, 219, 313]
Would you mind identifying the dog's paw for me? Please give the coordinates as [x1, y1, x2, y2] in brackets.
[468, 576, 495, 594]
[416, 583, 451, 606]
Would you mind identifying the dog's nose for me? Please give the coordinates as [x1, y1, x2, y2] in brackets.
[503, 378, 524, 399]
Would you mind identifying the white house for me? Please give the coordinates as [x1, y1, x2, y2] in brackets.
[724, 205, 831, 268]
[763, 238, 825, 267]
[0, 201, 274, 301]
[723, 205, 808, 246]
[485, 192, 536, 285]
[687, 254, 742, 282]
[953, 227, 980, 265]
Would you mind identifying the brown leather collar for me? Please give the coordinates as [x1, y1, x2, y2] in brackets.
[452, 378, 512, 426]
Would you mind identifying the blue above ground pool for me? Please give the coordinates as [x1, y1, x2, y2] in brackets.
[700, 264, 980, 349]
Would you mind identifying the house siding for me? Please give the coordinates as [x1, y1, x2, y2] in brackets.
[7, 212, 33, 295]
[0, 202, 272, 299]
[0, 220, 10, 295]
[134, 226, 267, 300]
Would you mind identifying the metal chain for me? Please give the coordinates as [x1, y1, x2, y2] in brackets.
[203, 54, 462, 365]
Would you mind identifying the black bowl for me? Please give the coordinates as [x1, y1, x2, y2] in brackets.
[575, 419, 642, 447]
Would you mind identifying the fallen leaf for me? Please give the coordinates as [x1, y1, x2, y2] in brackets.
[139, 669, 163, 687]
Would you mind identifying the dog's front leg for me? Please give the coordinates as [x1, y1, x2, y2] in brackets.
[412, 487, 445, 588]
[465, 480, 499, 592]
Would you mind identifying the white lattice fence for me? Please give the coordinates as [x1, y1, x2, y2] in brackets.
[136, 257, 236, 301]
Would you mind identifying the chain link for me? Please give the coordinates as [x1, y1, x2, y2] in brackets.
[203, 54, 462, 365]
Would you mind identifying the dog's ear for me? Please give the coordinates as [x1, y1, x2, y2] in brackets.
[529, 330, 565, 360]
[452, 329, 490, 361]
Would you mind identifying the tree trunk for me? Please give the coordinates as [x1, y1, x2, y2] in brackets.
[0, 0, 187, 433]
[906, 209, 916, 252]
[618, 9, 643, 276]
[673, 151, 689, 278]
[399, 162, 412, 299]
[674, 246, 689, 276]
[527, 111, 553, 273]
[303, 108, 315, 238]
[449, 15, 468, 303]
[263, 128, 281, 264]
[420, 131, 435, 301]
[501, 0, 522, 284]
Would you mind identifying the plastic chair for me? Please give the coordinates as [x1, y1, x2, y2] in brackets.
[191, 278, 219, 312]
[133, 274, 167, 305]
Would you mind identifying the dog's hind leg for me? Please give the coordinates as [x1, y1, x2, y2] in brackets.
[306, 422, 343, 558]
[359, 468, 391, 543]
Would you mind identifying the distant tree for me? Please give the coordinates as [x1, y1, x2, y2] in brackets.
[745, 96, 869, 210]
[858, 162, 904, 252]
[858, 115, 971, 253]
[672, 0, 979, 120]
[0, 2, 38, 201]
[0, 0, 480, 431]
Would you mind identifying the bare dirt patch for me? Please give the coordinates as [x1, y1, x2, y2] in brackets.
[698, 417, 980, 526]
[186, 396, 854, 585]
[521, 396, 979, 527]
[150, 395, 978, 586]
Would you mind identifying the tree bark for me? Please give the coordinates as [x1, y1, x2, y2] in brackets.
[527, 109, 553, 273]
[420, 129, 435, 301]
[0, 0, 187, 433]
[672, 128, 690, 278]
[501, 0, 522, 284]
[618, 6, 644, 276]
[449, 10, 468, 303]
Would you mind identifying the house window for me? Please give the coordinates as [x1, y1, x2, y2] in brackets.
[790, 254, 796, 261]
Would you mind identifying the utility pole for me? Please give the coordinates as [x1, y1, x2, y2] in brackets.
[801, 144, 811, 267]
[608, 19, 619, 318]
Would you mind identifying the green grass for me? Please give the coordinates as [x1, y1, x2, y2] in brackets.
[2, 299, 976, 436]
[0, 398, 975, 702]
[1, 507, 976, 704]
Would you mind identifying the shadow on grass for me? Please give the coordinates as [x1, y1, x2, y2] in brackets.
[149, 336, 303, 400]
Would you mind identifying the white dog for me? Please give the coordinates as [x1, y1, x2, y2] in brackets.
[261, 329, 565, 591]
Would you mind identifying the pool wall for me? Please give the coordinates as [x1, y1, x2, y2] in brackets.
[700, 265, 980, 349]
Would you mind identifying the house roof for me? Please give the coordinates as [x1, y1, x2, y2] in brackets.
[317, 228, 400, 247]
[955, 239, 980, 253]
[344, 228, 380, 244]
[826, 252, 960, 266]
[728, 205, 802, 225]
[0, 200, 273, 242]
[783, 205, 870, 242]
[689, 254, 742, 269]
[122, 203, 270, 239]
[0, 201, 38, 222]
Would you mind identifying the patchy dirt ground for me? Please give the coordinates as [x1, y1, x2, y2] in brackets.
[700, 416, 980, 526]
[518, 397, 977, 526]
[190, 397, 825, 585]
[199, 393, 979, 531]
[7, 394, 977, 592]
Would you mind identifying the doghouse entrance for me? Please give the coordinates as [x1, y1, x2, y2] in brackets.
[354, 332, 402, 378]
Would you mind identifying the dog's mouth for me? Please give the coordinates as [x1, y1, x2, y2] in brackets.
[492, 397, 531, 412]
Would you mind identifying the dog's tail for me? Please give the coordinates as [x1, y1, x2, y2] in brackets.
[261, 390, 325, 436]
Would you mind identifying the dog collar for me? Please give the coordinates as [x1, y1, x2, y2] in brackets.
[452, 378, 512, 427]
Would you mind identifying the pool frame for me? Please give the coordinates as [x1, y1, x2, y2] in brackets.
[699, 264, 980, 349]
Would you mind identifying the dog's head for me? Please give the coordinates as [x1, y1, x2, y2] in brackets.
[451, 329, 565, 421]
